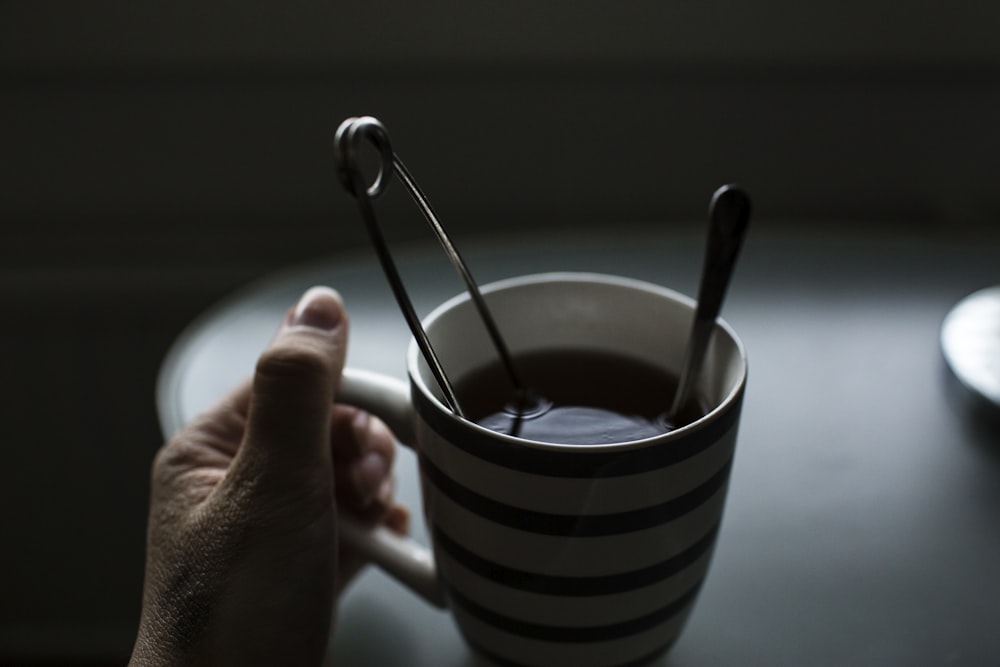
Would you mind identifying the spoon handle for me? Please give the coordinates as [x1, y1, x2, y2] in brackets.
[669, 184, 751, 421]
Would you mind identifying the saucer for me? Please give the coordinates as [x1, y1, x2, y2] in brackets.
[941, 286, 1000, 411]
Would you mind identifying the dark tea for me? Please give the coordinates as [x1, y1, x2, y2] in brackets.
[455, 348, 708, 445]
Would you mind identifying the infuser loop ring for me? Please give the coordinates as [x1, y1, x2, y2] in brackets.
[334, 115, 393, 199]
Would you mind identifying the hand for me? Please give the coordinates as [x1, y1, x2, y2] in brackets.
[130, 286, 406, 666]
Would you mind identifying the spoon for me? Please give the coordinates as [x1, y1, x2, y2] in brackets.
[667, 184, 751, 425]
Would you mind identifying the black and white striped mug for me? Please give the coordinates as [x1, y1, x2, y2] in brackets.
[339, 272, 747, 667]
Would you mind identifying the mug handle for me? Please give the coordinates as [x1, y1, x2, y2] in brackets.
[336, 368, 448, 609]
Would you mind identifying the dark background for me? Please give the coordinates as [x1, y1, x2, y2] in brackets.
[2, 2, 999, 662]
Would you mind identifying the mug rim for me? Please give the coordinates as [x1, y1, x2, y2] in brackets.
[406, 271, 748, 453]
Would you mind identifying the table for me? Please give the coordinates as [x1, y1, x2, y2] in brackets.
[157, 224, 1000, 666]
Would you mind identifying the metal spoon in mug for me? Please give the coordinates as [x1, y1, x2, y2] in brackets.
[666, 184, 751, 427]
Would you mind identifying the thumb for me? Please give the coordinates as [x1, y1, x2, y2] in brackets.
[239, 286, 348, 475]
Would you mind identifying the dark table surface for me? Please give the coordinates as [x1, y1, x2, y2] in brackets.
[158, 224, 1000, 666]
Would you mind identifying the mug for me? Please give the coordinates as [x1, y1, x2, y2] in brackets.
[337, 272, 747, 667]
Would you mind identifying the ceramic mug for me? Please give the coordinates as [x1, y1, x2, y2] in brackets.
[337, 272, 747, 667]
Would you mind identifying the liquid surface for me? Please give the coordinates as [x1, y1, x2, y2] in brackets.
[455, 349, 707, 445]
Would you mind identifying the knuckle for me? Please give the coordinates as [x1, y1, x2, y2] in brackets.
[255, 341, 330, 385]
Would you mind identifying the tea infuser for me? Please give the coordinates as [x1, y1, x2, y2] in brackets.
[334, 116, 531, 419]
[667, 184, 751, 424]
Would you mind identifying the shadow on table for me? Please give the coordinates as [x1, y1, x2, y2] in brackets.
[329, 595, 426, 666]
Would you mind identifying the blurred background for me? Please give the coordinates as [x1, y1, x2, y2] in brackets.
[2, 1, 999, 663]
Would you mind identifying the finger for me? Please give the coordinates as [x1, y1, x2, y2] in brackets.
[330, 406, 397, 467]
[384, 503, 411, 535]
[328, 405, 366, 461]
[331, 409, 397, 511]
[236, 286, 349, 477]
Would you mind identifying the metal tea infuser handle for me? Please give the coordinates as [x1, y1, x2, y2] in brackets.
[334, 116, 529, 418]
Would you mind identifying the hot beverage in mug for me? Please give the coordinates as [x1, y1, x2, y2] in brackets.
[337, 273, 747, 667]
[456, 348, 708, 445]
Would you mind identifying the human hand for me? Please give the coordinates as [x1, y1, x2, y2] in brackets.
[130, 286, 406, 666]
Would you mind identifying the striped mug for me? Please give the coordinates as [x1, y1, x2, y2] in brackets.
[338, 272, 747, 667]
